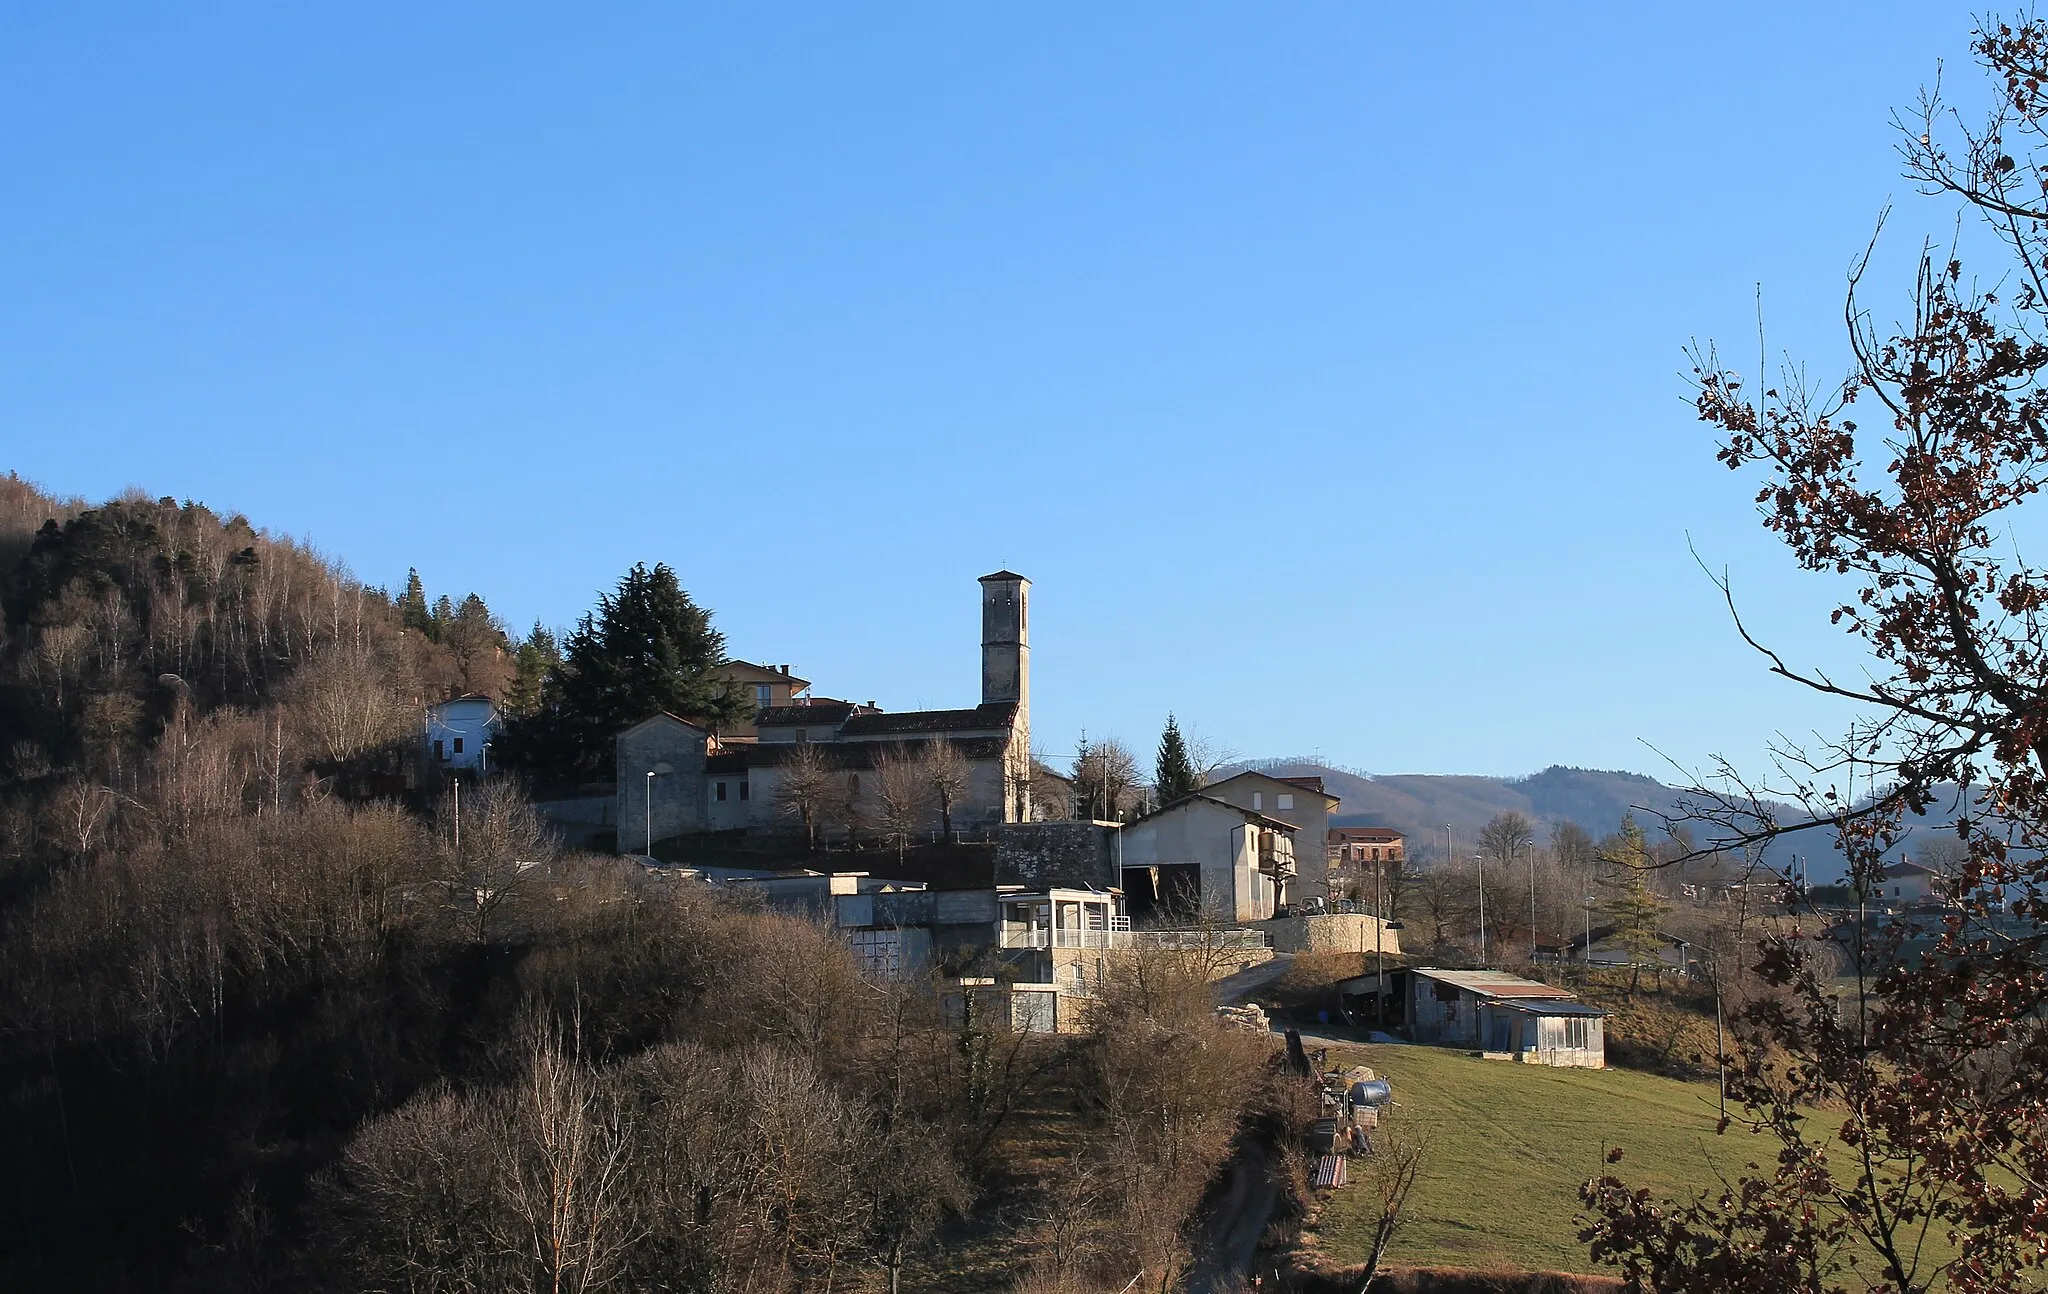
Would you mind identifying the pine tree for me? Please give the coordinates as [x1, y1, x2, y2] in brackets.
[502, 622, 559, 718]
[398, 568, 435, 638]
[1598, 815, 1670, 995]
[1154, 713, 1199, 805]
[496, 563, 749, 780]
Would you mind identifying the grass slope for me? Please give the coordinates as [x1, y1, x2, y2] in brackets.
[1308, 1043, 1758, 1275]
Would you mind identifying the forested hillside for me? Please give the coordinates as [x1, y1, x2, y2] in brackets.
[0, 475, 1290, 1293]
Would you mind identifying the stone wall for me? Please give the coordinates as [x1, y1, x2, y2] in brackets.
[1255, 913, 1402, 956]
[995, 821, 1117, 889]
[615, 716, 708, 852]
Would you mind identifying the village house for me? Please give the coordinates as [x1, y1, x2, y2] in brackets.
[424, 694, 499, 772]
[712, 661, 810, 739]
[614, 571, 1036, 851]
[1201, 771, 1341, 904]
[1328, 826, 1405, 868]
[1117, 793, 1298, 923]
[1877, 858, 1942, 905]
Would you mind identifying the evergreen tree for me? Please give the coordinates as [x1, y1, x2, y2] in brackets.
[398, 568, 435, 638]
[1153, 713, 1199, 804]
[1598, 814, 1671, 995]
[497, 563, 748, 780]
[502, 622, 559, 718]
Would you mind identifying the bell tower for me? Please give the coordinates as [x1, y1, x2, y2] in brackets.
[978, 570, 1029, 713]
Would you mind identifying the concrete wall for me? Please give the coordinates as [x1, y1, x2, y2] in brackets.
[615, 716, 708, 851]
[1257, 913, 1402, 956]
[533, 794, 615, 849]
[996, 821, 1117, 889]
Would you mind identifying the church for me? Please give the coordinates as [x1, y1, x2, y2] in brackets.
[615, 570, 1035, 852]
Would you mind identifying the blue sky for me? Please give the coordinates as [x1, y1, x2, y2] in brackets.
[0, 2, 2000, 779]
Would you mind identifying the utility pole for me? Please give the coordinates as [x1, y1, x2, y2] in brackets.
[452, 776, 461, 858]
[646, 769, 656, 857]
[1529, 840, 1538, 963]
[1476, 852, 1487, 965]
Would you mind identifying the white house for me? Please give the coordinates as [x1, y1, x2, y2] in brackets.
[1878, 859, 1942, 904]
[425, 694, 500, 772]
[1117, 794, 1298, 923]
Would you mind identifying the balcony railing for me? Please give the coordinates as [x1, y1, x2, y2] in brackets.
[999, 927, 1130, 950]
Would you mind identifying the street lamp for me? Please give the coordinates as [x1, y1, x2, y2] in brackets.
[1584, 895, 1597, 971]
[645, 762, 673, 857]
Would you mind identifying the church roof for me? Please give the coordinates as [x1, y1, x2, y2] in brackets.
[756, 701, 861, 727]
[978, 570, 1029, 583]
[841, 702, 1017, 737]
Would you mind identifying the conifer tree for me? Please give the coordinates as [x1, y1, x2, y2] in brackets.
[1153, 713, 1199, 805]
[1597, 815, 1669, 995]
[398, 568, 435, 638]
[496, 563, 748, 780]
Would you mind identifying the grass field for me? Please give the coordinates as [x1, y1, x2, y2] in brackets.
[1306, 1042, 1768, 1275]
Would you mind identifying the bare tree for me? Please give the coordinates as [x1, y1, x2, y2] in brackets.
[1351, 1124, 1431, 1292]
[1071, 737, 1141, 822]
[870, 746, 929, 863]
[773, 741, 834, 851]
[915, 738, 971, 841]
[441, 778, 556, 943]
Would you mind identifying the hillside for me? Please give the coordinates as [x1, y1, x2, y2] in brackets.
[1241, 761, 1705, 854]
[1302, 1042, 1771, 1276]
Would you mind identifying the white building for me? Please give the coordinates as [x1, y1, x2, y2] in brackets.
[425, 694, 500, 772]
[1117, 793, 1298, 923]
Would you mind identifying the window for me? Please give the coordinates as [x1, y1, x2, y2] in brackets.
[739, 781, 750, 801]
[715, 782, 727, 802]
[755, 683, 772, 709]
[433, 739, 445, 761]
[453, 737, 464, 754]
[1252, 792, 1263, 811]
[1277, 793, 1294, 811]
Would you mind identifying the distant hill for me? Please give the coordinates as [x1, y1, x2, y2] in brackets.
[1235, 760, 1973, 883]
[1231, 760, 1736, 860]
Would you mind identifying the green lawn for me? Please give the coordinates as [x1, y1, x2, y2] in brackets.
[1310, 1043, 1769, 1275]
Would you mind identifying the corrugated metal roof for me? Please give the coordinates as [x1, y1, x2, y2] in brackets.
[1411, 968, 1579, 1000]
[1487, 999, 1607, 1017]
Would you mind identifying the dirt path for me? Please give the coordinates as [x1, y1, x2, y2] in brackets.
[1187, 1137, 1279, 1294]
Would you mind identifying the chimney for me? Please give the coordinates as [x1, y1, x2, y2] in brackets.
[780, 664, 790, 675]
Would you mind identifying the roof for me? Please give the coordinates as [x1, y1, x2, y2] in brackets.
[707, 736, 1010, 771]
[1128, 792, 1301, 835]
[1486, 998, 1608, 1018]
[978, 569, 1029, 583]
[1205, 769, 1341, 806]
[618, 711, 708, 738]
[841, 702, 1017, 737]
[756, 701, 860, 727]
[1569, 925, 1691, 950]
[1410, 968, 1579, 1000]
[1883, 860, 1938, 878]
[723, 660, 810, 687]
[1330, 826, 1404, 842]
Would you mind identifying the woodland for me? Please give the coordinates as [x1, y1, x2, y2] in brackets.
[0, 478, 1298, 1293]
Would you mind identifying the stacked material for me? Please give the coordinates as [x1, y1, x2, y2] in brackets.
[1214, 1003, 1270, 1033]
[1344, 1064, 1377, 1085]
